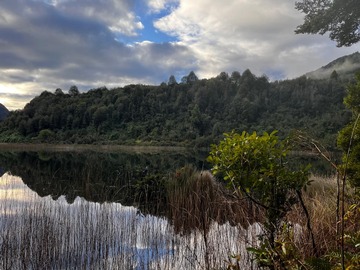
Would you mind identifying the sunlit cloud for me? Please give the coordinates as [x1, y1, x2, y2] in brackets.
[147, 0, 178, 14]
[0, 0, 359, 110]
[0, 173, 38, 210]
[154, 0, 360, 79]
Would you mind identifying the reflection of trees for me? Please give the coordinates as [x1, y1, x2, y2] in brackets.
[0, 150, 208, 210]
[0, 150, 335, 233]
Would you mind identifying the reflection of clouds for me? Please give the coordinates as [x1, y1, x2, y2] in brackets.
[0, 172, 38, 201]
[0, 173, 45, 216]
[0, 172, 256, 269]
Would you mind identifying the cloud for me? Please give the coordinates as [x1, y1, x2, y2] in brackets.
[307, 54, 360, 79]
[0, 92, 35, 111]
[0, 0, 360, 110]
[147, 0, 178, 14]
[0, 0, 196, 109]
[154, 0, 360, 79]
[53, 0, 144, 36]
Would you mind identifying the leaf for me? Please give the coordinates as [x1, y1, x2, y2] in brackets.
[246, 247, 263, 255]
[230, 254, 241, 260]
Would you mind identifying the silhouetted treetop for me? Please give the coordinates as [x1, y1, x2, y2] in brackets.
[295, 0, 360, 47]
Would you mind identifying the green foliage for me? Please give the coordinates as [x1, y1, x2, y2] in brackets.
[133, 173, 167, 212]
[207, 131, 309, 210]
[37, 129, 55, 142]
[225, 254, 241, 270]
[324, 200, 360, 269]
[338, 73, 360, 187]
[68, 85, 79, 96]
[332, 73, 360, 269]
[207, 131, 310, 268]
[0, 70, 352, 147]
[247, 223, 306, 270]
[295, 0, 360, 47]
[0, 130, 25, 143]
[344, 73, 360, 114]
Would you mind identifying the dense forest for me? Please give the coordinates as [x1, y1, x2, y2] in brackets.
[1, 53, 359, 148]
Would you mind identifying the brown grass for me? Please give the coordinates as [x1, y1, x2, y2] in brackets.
[166, 165, 265, 235]
[3, 163, 353, 269]
[286, 175, 346, 259]
[0, 172, 258, 269]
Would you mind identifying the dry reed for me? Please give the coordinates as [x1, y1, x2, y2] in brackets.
[287, 175, 342, 259]
[166, 165, 264, 235]
[0, 172, 261, 269]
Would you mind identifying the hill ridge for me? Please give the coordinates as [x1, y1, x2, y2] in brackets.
[306, 51, 360, 79]
[0, 103, 9, 121]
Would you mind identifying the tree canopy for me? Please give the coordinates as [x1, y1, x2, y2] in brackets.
[0, 66, 355, 148]
[295, 0, 360, 47]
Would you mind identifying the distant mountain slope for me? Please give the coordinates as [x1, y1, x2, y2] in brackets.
[2, 52, 360, 147]
[306, 51, 360, 79]
[0, 67, 351, 148]
[0, 104, 9, 121]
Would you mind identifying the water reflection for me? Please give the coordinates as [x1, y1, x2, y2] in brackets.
[0, 149, 335, 219]
[0, 147, 336, 269]
[0, 173, 257, 269]
[0, 150, 209, 212]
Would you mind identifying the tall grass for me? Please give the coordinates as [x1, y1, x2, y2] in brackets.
[2, 167, 345, 269]
[166, 165, 264, 234]
[286, 175, 349, 259]
[0, 173, 261, 269]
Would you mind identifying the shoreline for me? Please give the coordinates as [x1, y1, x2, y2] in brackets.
[0, 142, 197, 153]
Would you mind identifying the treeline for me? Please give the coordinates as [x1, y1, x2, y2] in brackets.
[0, 70, 351, 147]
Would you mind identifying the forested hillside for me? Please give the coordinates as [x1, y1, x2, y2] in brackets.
[0, 66, 352, 148]
[0, 103, 9, 121]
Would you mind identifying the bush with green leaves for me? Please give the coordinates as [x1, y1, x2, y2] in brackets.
[207, 131, 311, 267]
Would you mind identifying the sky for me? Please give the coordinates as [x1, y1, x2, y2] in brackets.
[0, 0, 359, 110]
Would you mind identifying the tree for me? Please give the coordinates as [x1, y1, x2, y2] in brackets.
[187, 71, 198, 83]
[230, 71, 241, 81]
[217, 71, 229, 81]
[93, 106, 108, 129]
[295, 0, 360, 47]
[338, 73, 360, 188]
[207, 131, 310, 254]
[333, 73, 360, 270]
[181, 71, 199, 84]
[55, 88, 64, 95]
[68, 85, 79, 96]
[330, 70, 339, 80]
[168, 75, 177, 86]
[37, 129, 55, 142]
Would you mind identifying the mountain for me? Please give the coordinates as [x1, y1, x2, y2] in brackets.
[0, 54, 358, 148]
[0, 104, 9, 121]
[306, 51, 360, 79]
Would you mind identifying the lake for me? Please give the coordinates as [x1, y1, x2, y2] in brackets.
[0, 145, 266, 269]
[0, 145, 335, 269]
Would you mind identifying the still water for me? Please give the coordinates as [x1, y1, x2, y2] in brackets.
[0, 146, 263, 269]
[0, 146, 334, 269]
